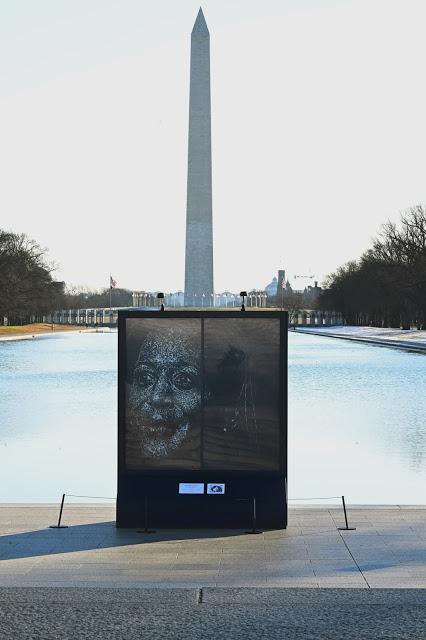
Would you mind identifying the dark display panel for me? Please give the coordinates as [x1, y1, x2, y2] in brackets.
[203, 318, 280, 470]
[125, 317, 280, 471]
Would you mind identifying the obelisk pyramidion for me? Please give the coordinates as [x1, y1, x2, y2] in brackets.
[184, 8, 214, 307]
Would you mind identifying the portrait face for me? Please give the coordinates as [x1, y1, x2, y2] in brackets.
[125, 319, 202, 468]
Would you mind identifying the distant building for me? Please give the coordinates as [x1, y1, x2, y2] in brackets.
[265, 277, 278, 297]
[284, 280, 292, 292]
[304, 281, 322, 303]
[132, 291, 186, 308]
[166, 292, 185, 307]
[277, 270, 285, 294]
[132, 292, 157, 307]
[265, 269, 286, 298]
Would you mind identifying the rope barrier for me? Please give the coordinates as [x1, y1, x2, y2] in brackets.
[289, 496, 341, 501]
[66, 494, 115, 500]
[48, 493, 356, 531]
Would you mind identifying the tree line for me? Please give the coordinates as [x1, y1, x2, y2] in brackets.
[63, 287, 133, 309]
[3, 206, 425, 328]
[0, 230, 64, 325]
[0, 230, 133, 325]
[320, 206, 426, 328]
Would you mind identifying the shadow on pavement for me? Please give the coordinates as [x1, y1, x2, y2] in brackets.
[0, 522, 248, 561]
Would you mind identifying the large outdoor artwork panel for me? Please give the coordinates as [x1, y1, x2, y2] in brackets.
[124, 317, 281, 471]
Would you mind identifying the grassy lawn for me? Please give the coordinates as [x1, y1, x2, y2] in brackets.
[0, 323, 81, 337]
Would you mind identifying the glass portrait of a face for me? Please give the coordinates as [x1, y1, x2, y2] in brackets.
[126, 319, 202, 469]
[125, 317, 281, 471]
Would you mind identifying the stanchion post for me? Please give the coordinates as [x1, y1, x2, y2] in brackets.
[338, 495, 356, 531]
[138, 497, 156, 534]
[49, 493, 69, 529]
[245, 496, 262, 534]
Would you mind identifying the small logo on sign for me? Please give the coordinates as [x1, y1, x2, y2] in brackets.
[207, 483, 225, 495]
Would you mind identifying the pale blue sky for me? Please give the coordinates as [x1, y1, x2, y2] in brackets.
[1, 0, 425, 292]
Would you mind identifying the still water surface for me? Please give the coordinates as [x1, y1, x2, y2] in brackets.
[0, 331, 424, 503]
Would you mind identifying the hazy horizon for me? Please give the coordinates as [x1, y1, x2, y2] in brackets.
[1, 0, 425, 293]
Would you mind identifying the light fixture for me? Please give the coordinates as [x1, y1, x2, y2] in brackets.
[157, 292, 165, 311]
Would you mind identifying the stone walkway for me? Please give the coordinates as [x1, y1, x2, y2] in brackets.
[296, 326, 426, 351]
[1, 586, 425, 639]
[0, 505, 424, 589]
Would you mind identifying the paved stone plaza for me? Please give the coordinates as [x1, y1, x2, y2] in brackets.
[0, 505, 424, 589]
[1, 505, 425, 638]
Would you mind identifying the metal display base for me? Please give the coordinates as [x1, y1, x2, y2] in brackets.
[117, 476, 287, 530]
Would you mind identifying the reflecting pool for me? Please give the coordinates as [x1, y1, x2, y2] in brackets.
[0, 330, 424, 503]
[289, 332, 425, 504]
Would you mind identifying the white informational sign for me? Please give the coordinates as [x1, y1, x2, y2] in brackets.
[207, 483, 225, 495]
[179, 483, 205, 494]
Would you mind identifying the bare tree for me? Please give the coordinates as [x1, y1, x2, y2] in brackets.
[0, 230, 64, 324]
[320, 206, 426, 328]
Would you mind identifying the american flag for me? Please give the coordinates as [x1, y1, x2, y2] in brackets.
[110, 276, 117, 289]
[282, 279, 286, 289]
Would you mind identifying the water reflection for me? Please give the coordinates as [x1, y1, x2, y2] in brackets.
[0, 333, 117, 502]
[289, 333, 426, 503]
[0, 330, 424, 503]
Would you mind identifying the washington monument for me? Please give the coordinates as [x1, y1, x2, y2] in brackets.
[184, 8, 214, 307]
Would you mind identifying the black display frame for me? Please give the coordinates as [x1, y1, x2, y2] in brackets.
[117, 309, 288, 529]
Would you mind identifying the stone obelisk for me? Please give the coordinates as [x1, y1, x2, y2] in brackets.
[184, 8, 213, 307]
